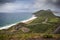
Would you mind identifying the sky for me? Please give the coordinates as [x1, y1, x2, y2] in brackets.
[0, 0, 60, 13]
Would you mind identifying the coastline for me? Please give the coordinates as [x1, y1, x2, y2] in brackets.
[0, 15, 37, 30]
[21, 15, 37, 23]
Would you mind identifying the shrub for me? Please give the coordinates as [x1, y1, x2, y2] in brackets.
[42, 34, 53, 38]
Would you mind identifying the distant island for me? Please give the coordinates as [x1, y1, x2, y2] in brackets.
[0, 10, 60, 40]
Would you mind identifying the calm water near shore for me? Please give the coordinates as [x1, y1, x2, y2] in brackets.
[0, 12, 32, 27]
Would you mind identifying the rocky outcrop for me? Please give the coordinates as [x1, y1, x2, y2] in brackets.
[53, 26, 60, 34]
[21, 27, 30, 33]
[53, 23, 60, 34]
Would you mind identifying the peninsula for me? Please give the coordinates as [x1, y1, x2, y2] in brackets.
[0, 10, 60, 40]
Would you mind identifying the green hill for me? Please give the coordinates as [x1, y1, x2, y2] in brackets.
[34, 10, 55, 17]
[26, 10, 60, 33]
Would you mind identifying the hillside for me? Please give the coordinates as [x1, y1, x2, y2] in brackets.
[26, 10, 60, 33]
[0, 10, 60, 40]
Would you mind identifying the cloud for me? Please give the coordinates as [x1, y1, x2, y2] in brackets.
[34, 0, 60, 12]
[0, 0, 16, 4]
[46, 0, 60, 5]
[0, 0, 46, 13]
[0, 0, 35, 13]
[32, 0, 46, 9]
[52, 0, 60, 3]
[0, 0, 60, 13]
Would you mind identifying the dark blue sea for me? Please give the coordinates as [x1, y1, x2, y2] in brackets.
[0, 12, 32, 27]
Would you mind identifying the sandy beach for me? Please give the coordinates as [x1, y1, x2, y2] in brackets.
[21, 15, 37, 23]
[0, 15, 37, 30]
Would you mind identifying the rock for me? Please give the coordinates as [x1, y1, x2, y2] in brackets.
[21, 27, 30, 33]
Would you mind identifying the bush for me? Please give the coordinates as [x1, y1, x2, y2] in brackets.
[42, 34, 53, 38]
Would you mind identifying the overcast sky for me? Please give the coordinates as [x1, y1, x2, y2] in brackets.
[0, 0, 60, 13]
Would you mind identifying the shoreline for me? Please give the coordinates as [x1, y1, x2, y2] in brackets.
[0, 15, 37, 30]
[21, 15, 37, 23]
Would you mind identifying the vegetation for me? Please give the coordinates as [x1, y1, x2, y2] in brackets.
[42, 34, 53, 38]
[0, 10, 60, 40]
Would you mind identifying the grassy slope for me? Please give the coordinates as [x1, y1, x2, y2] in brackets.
[0, 10, 60, 40]
[26, 10, 60, 33]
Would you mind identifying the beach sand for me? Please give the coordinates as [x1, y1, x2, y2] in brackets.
[0, 15, 37, 30]
[21, 15, 37, 23]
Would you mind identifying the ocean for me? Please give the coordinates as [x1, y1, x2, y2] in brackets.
[0, 12, 32, 27]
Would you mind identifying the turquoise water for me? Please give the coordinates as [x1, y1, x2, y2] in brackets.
[0, 12, 32, 27]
